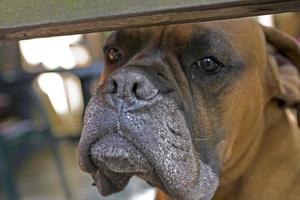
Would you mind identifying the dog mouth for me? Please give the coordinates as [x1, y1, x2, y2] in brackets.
[86, 131, 218, 200]
[89, 135, 164, 196]
[90, 135, 153, 174]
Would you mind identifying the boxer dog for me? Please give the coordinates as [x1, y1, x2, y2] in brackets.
[78, 18, 300, 200]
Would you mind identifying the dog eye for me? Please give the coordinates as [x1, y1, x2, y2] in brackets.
[105, 47, 123, 64]
[191, 57, 223, 74]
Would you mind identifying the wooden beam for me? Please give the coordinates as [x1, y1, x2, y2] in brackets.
[1, 0, 300, 40]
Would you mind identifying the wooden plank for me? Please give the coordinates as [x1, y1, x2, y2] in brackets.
[1, 0, 300, 40]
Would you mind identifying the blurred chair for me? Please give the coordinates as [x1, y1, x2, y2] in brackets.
[0, 134, 19, 200]
[33, 72, 84, 137]
[0, 37, 102, 199]
[0, 74, 72, 200]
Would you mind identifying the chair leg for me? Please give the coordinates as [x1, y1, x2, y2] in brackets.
[49, 140, 72, 200]
[0, 138, 19, 200]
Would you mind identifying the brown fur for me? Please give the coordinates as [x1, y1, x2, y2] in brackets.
[79, 18, 300, 200]
[154, 19, 300, 200]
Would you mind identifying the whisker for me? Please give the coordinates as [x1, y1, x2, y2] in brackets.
[194, 151, 201, 155]
[192, 137, 215, 141]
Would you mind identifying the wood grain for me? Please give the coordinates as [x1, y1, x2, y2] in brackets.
[1, 0, 300, 40]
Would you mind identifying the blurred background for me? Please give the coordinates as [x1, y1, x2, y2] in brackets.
[0, 13, 299, 200]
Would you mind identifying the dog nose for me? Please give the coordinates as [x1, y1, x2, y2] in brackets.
[103, 67, 158, 100]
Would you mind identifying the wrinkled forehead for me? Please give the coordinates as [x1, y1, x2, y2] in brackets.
[105, 18, 266, 69]
[106, 19, 263, 48]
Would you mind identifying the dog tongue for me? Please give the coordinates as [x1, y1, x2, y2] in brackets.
[92, 170, 121, 196]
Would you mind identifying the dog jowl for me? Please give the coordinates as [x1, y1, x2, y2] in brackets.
[78, 18, 300, 200]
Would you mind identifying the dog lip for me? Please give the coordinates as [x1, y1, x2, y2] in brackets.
[78, 131, 101, 174]
[90, 135, 154, 174]
[91, 170, 128, 196]
[88, 135, 171, 193]
[81, 130, 214, 199]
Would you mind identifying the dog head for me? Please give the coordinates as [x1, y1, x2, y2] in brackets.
[78, 18, 300, 200]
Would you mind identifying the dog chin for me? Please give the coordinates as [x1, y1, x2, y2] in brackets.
[89, 134, 219, 200]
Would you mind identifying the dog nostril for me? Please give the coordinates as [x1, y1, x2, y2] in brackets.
[104, 79, 118, 94]
[105, 68, 159, 100]
[134, 82, 158, 100]
[112, 80, 118, 94]
[132, 83, 138, 96]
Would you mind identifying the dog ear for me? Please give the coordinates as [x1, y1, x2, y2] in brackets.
[263, 26, 300, 126]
